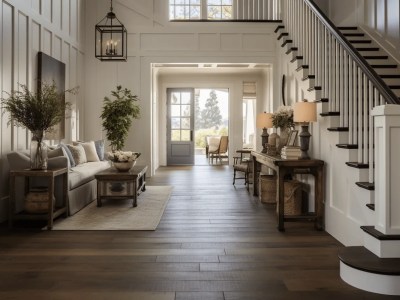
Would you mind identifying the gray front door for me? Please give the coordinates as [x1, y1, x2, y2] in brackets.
[167, 88, 195, 165]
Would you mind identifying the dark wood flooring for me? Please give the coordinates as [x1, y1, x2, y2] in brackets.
[0, 166, 396, 299]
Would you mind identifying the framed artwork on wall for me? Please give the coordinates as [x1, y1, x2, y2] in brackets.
[38, 52, 66, 140]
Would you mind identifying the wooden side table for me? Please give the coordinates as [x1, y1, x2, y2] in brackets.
[9, 167, 68, 230]
[95, 165, 148, 207]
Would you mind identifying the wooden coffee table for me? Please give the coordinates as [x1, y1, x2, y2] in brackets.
[95, 165, 148, 207]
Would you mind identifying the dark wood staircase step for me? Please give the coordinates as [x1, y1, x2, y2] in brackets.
[338, 26, 358, 30]
[361, 226, 400, 240]
[366, 203, 375, 211]
[337, 144, 358, 149]
[371, 64, 397, 69]
[296, 65, 309, 71]
[344, 33, 365, 37]
[302, 75, 315, 81]
[274, 25, 285, 33]
[321, 112, 340, 117]
[388, 85, 400, 89]
[363, 55, 389, 60]
[315, 98, 329, 103]
[290, 56, 303, 63]
[308, 86, 322, 92]
[285, 47, 297, 54]
[346, 162, 369, 169]
[327, 127, 349, 132]
[356, 47, 380, 51]
[339, 246, 400, 276]
[356, 182, 375, 190]
[379, 74, 400, 78]
[277, 32, 289, 40]
[281, 40, 292, 47]
[349, 40, 372, 44]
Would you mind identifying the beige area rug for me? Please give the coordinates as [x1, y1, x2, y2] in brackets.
[52, 186, 172, 230]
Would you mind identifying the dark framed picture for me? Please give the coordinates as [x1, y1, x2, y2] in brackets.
[287, 130, 298, 146]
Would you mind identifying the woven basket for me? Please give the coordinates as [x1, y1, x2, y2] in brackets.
[24, 188, 55, 214]
[277, 180, 302, 215]
[259, 174, 277, 204]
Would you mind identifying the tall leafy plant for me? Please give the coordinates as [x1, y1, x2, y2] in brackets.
[101, 85, 140, 151]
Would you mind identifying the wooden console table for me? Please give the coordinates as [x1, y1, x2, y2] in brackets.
[251, 151, 324, 231]
[95, 165, 148, 208]
[9, 167, 68, 230]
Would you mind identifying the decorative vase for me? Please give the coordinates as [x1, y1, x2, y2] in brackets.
[276, 127, 290, 154]
[113, 160, 136, 172]
[30, 130, 48, 170]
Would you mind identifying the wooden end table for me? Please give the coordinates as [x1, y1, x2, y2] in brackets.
[95, 165, 148, 207]
[9, 167, 69, 230]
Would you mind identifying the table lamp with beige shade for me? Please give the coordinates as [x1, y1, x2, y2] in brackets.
[293, 100, 317, 159]
[256, 112, 273, 153]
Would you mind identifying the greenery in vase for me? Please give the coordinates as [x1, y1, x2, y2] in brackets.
[1, 82, 74, 133]
[101, 85, 140, 151]
[272, 106, 295, 129]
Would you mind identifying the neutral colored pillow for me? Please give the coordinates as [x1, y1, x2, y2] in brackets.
[94, 140, 105, 161]
[48, 147, 64, 158]
[59, 143, 76, 167]
[67, 144, 87, 165]
[73, 141, 100, 162]
[208, 136, 221, 152]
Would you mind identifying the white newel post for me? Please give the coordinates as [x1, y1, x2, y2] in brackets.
[372, 104, 400, 235]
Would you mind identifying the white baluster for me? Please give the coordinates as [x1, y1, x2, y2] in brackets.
[368, 84, 374, 183]
[353, 61, 358, 145]
[358, 68, 362, 163]
[363, 76, 368, 164]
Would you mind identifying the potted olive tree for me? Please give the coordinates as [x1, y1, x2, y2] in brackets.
[101, 85, 141, 171]
[1, 82, 74, 169]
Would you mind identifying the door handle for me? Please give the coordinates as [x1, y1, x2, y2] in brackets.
[190, 131, 193, 141]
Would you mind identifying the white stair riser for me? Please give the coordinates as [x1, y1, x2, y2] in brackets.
[363, 232, 400, 258]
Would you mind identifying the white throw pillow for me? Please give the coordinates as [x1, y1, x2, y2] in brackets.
[73, 141, 100, 162]
[208, 136, 221, 152]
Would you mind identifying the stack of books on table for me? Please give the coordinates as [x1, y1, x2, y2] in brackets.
[281, 146, 301, 159]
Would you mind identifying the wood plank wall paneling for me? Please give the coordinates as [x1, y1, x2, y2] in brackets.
[0, 0, 85, 222]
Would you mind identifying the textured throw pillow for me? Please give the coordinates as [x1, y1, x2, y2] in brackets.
[73, 141, 100, 162]
[67, 144, 87, 165]
[94, 140, 105, 161]
[59, 143, 76, 167]
[48, 147, 64, 158]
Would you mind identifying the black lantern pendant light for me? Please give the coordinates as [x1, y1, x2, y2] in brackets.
[95, 0, 127, 61]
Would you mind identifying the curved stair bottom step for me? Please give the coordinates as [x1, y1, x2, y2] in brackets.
[340, 261, 400, 296]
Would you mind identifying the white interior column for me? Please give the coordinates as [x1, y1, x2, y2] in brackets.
[372, 105, 400, 235]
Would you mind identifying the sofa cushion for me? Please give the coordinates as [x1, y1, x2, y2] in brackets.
[67, 144, 87, 165]
[73, 141, 100, 162]
[69, 161, 110, 190]
[59, 143, 76, 167]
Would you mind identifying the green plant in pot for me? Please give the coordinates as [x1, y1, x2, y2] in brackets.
[1, 82, 74, 169]
[101, 85, 141, 171]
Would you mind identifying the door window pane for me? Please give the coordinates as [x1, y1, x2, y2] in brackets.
[171, 93, 180, 104]
[181, 105, 191, 117]
[181, 92, 191, 104]
[181, 130, 191, 141]
[171, 105, 181, 117]
[171, 118, 181, 129]
[181, 118, 190, 129]
[171, 130, 181, 141]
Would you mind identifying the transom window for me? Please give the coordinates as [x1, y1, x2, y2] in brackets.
[169, 0, 233, 20]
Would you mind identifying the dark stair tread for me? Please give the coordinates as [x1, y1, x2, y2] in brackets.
[308, 86, 322, 92]
[337, 144, 358, 149]
[274, 25, 285, 33]
[302, 75, 315, 81]
[321, 112, 340, 117]
[366, 203, 375, 211]
[344, 33, 365, 37]
[361, 226, 400, 240]
[277, 32, 289, 40]
[363, 55, 389, 59]
[315, 98, 329, 103]
[371, 64, 397, 68]
[296, 65, 309, 71]
[338, 26, 358, 30]
[290, 56, 303, 63]
[285, 47, 298, 54]
[356, 47, 380, 51]
[349, 40, 372, 44]
[379, 74, 400, 78]
[346, 162, 369, 169]
[388, 85, 400, 89]
[327, 127, 349, 132]
[281, 40, 292, 47]
[339, 246, 400, 275]
[356, 182, 375, 190]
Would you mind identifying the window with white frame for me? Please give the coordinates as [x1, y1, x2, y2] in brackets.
[169, 0, 233, 20]
[169, 0, 201, 20]
[207, 0, 232, 20]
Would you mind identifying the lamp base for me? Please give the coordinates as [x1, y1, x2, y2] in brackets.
[261, 128, 269, 153]
[299, 124, 311, 160]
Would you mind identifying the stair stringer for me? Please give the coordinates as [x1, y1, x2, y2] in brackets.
[277, 40, 375, 246]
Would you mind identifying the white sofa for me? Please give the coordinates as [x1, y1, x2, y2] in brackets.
[7, 151, 110, 216]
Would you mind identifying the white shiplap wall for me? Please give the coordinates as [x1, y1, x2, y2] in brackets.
[0, 0, 85, 221]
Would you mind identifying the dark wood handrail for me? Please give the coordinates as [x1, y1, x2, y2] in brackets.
[305, 0, 400, 105]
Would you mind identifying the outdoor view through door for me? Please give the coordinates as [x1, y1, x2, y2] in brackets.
[167, 88, 229, 166]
